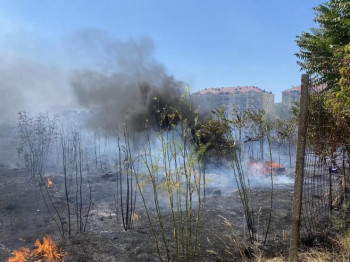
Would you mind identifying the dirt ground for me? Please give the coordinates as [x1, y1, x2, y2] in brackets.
[0, 164, 294, 262]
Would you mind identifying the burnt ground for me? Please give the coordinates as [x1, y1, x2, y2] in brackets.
[0, 164, 294, 262]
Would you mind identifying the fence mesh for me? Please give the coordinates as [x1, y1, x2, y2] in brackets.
[300, 81, 349, 240]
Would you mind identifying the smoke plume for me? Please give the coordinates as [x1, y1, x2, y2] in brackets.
[0, 55, 73, 124]
[69, 29, 192, 132]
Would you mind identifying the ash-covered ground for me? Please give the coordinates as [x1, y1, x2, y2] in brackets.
[0, 163, 294, 262]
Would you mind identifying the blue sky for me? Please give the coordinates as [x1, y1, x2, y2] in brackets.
[0, 0, 324, 103]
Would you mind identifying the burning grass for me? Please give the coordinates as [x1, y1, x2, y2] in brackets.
[8, 236, 65, 262]
[3, 108, 348, 261]
[247, 160, 285, 176]
[47, 178, 53, 188]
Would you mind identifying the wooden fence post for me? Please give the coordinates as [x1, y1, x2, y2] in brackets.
[288, 74, 309, 262]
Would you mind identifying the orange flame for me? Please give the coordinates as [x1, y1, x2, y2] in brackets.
[248, 160, 285, 175]
[131, 212, 140, 221]
[8, 236, 65, 262]
[264, 161, 284, 169]
[47, 178, 54, 188]
[8, 248, 30, 262]
[263, 161, 285, 174]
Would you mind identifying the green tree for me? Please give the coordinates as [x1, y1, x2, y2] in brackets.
[331, 42, 350, 116]
[296, 0, 350, 87]
[191, 107, 236, 162]
[296, 0, 350, 156]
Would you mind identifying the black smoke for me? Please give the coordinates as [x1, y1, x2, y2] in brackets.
[69, 29, 195, 132]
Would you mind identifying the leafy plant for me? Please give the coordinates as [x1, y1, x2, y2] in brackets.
[296, 0, 350, 87]
[134, 96, 205, 262]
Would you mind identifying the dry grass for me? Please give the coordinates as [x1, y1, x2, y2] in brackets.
[251, 229, 350, 262]
[297, 248, 334, 262]
[254, 258, 284, 262]
[335, 228, 350, 262]
[251, 249, 335, 262]
[213, 218, 350, 262]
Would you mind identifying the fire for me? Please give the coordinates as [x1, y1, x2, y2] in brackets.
[131, 212, 140, 221]
[8, 248, 30, 262]
[31, 236, 64, 261]
[248, 160, 285, 175]
[47, 178, 53, 188]
[263, 161, 285, 174]
[264, 161, 284, 169]
[8, 236, 65, 262]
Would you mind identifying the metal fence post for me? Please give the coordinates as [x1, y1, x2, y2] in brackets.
[288, 74, 309, 262]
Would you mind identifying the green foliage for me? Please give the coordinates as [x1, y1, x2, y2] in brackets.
[133, 97, 205, 262]
[296, 0, 350, 155]
[296, 0, 350, 87]
[330, 42, 350, 116]
[191, 108, 237, 162]
[307, 92, 350, 157]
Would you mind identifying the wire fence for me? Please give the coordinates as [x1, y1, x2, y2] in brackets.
[299, 79, 349, 241]
[289, 74, 350, 261]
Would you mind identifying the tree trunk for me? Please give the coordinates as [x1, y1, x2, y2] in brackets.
[289, 74, 309, 262]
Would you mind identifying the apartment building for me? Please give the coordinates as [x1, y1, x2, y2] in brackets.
[273, 85, 301, 119]
[276, 83, 327, 119]
[191, 86, 275, 117]
[282, 85, 301, 113]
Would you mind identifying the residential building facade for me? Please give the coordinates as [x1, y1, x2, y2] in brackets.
[282, 86, 301, 113]
[191, 86, 275, 117]
[276, 83, 327, 119]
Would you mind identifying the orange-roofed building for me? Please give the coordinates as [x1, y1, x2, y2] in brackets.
[279, 83, 327, 118]
[191, 86, 275, 117]
[281, 85, 301, 115]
